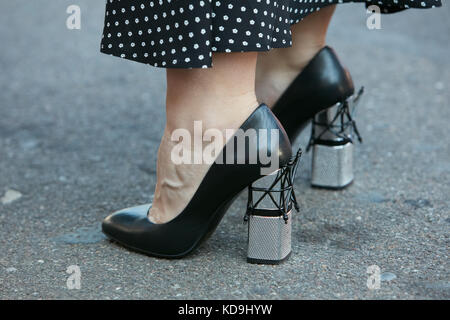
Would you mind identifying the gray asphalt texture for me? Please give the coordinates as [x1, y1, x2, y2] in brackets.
[0, 1, 449, 300]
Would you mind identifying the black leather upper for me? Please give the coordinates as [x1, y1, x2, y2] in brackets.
[102, 104, 292, 258]
[272, 46, 355, 140]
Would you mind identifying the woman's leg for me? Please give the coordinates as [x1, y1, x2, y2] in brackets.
[256, 5, 337, 107]
[149, 52, 259, 223]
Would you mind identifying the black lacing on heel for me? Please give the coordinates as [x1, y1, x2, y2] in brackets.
[306, 87, 364, 152]
[245, 149, 302, 224]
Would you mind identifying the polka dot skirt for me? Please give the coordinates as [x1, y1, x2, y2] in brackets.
[101, 0, 442, 68]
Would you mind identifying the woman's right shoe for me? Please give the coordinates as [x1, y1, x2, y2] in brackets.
[243, 47, 363, 263]
[272, 46, 363, 189]
[102, 104, 293, 260]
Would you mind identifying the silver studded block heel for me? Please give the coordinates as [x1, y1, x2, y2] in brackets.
[309, 88, 364, 189]
[245, 150, 302, 264]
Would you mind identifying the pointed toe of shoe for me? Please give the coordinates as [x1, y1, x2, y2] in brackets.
[101, 203, 196, 258]
[102, 203, 152, 241]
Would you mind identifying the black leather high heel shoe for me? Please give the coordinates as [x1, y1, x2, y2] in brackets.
[272, 46, 363, 189]
[243, 47, 363, 263]
[102, 104, 293, 259]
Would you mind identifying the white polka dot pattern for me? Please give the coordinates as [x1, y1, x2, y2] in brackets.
[100, 0, 442, 68]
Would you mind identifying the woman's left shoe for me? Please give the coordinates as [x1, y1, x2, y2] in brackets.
[102, 104, 294, 260]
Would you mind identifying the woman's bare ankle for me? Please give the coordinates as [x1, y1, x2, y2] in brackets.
[149, 98, 259, 224]
[256, 44, 324, 107]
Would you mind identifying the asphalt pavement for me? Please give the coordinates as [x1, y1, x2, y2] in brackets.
[0, 1, 449, 299]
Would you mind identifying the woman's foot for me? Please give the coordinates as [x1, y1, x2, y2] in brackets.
[148, 52, 259, 224]
[255, 5, 336, 108]
[255, 44, 324, 107]
[102, 104, 293, 258]
[149, 99, 258, 224]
